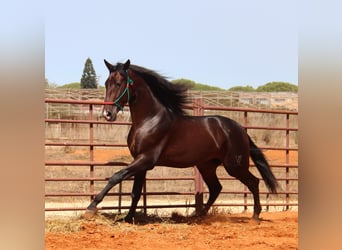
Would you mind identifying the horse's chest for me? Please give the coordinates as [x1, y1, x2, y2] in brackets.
[127, 128, 143, 156]
[127, 116, 169, 156]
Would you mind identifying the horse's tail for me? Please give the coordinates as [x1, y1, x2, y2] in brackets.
[248, 135, 279, 194]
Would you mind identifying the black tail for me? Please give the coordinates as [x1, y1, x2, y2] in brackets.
[248, 135, 279, 193]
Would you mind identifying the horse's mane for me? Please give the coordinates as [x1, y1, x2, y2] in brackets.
[126, 64, 189, 116]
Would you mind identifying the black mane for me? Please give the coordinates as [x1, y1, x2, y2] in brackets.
[128, 64, 189, 116]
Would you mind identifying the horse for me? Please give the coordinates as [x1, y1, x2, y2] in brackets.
[85, 59, 279, 222]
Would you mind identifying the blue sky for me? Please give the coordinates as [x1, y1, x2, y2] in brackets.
[45, 0, 297, 89]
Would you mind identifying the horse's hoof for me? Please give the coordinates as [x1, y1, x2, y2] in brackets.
[82, 208, 98, 219]
[124, 216, 134, 224]
[191, 209, 207, 218]
[250, 214, 261, 225]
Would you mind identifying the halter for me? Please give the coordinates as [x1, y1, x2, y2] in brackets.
[113, 70, 134, 111]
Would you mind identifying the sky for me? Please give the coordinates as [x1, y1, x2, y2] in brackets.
[45, 0, 297, 89]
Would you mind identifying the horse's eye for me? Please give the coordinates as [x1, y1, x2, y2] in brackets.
[115, 81, 121, 87]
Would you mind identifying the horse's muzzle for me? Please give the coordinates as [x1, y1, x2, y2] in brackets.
[103, 109, 117, 121]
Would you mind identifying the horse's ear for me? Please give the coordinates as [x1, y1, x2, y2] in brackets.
[104, 59, 115, 72]
[123, 59, 130, 70]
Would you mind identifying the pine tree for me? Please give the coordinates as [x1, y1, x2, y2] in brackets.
[80, 58, 97, 89]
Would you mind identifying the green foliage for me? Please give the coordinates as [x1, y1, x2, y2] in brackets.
[172, 79, 297, 92]
[172, 78, 196, 89]
[227, 82, 297, 92]
[256, 82, 297, 92]
[80, 57, 97, 89]
[172, 78, 224, 91]
[228, 85, 255, 92]
[193, 83, 223, 91]
[58, 82, 81, 89]
[57, 82, 104, 89]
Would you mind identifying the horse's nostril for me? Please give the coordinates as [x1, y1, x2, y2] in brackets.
[103, 110, 112, 118]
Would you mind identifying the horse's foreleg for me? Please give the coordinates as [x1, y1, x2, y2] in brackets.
[84, 155, 154, 218]
[85, 168, 130, 214]
[124, 171, 147, 223]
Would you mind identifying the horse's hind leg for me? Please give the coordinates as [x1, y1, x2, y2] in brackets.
[224, 161, 261, 220]
[125, 171, 147, 223]
[196, 161, 222, 216]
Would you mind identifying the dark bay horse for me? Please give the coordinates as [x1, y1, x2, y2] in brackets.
[85, 59, 279, 222]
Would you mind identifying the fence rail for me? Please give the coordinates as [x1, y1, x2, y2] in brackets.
[45, 98, 298, 215]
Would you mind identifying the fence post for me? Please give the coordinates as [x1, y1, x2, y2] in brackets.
[89, 104, 95, 201]
[143, 179, 147, 215]
[243, 111, 248, 212]
[193, 98, 204, 214]
[285, 113, 290, 210]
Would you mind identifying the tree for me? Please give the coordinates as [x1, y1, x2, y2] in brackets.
[80, 58, 97, 89]
[228, 85, 255, 92]
[172, 78, 224, 91]
[256, 82, 297, 92]
[172, 78, 196, 89]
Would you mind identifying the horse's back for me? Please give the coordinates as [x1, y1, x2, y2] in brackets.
[157, 115, 248, 167]
[182, 115, 247, 142]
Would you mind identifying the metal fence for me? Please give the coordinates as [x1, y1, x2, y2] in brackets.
[45, 98, 298, 215]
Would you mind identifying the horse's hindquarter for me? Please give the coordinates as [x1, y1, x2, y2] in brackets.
[157, 115, 241, 167]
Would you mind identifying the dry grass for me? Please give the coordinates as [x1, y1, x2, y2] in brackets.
[45, 207, 235, 233]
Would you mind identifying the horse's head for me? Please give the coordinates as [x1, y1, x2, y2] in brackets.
[102, 59, 133, 121]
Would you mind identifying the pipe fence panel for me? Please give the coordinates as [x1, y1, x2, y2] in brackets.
[45, 98, 298, 215]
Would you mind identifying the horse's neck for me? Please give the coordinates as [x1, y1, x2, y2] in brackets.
[129, 84, 168, 125]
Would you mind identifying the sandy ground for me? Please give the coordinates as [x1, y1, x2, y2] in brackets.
[45, 211, 298, 250]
